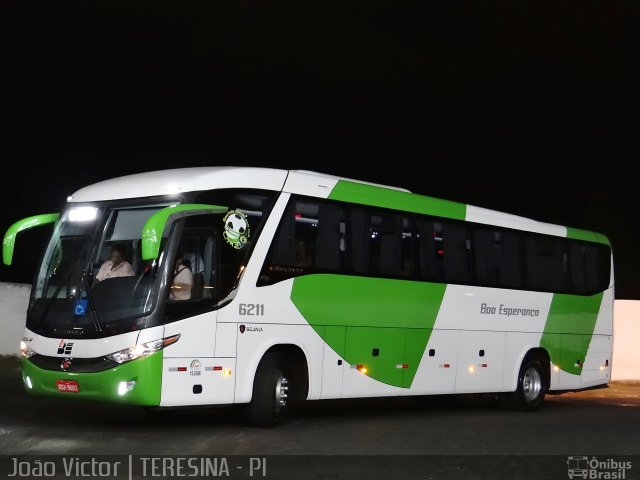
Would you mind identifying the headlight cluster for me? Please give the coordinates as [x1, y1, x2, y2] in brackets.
[20, 341, 35, 358]
[106, 334, 180, 364]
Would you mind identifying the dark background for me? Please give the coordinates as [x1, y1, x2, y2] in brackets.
[1, 0, 638, 297]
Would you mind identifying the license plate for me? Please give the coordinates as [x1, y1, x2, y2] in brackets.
[56, 380, 80, 393]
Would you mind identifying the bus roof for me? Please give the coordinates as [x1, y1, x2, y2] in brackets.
[69, 167, 289, 202]
[68, 167, 609, 245]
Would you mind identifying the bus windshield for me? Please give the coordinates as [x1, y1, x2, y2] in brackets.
[26, 189, 277, 340]
[27, 204, 170, 339]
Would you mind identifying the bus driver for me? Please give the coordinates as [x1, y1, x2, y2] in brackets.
[95, 244, 135, 282]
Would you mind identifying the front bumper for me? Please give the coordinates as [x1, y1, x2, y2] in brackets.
[21, 351, 163, 406]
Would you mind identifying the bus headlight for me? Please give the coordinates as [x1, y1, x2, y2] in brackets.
[106, 334, 180, 364]
[68, 206, 98, 222]
[20, 341, 35, 358]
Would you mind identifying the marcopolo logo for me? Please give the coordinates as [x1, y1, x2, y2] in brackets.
[567, 456, 632, 479]
[57, 340, 73, 355]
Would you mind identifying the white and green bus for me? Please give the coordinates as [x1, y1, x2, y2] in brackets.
[3, 167, 613, 426]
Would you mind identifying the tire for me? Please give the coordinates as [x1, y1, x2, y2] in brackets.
[247, 354, 289, 427]
[501, 357, 547, 411]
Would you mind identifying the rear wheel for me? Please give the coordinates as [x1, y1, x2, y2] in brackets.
[501, 357, 547, 411]
[247, 354, 289, 427]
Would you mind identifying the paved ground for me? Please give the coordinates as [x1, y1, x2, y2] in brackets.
[0, 360, 638, 457]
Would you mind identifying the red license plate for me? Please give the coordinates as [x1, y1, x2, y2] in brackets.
[56, 380, 80, 393]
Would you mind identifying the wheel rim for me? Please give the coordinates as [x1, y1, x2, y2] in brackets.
[522, 366, 542, 403]
[274, 374, 289, 413]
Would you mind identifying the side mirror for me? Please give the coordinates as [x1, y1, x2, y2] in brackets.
[141, 204, 227, 261]
[3, 213, 60, 266]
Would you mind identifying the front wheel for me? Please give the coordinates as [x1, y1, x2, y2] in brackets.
[501, 357, 547, 411]
[247, 354, 289, 427]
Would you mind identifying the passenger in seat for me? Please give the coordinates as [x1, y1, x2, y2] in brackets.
[170, 252, 194, 301]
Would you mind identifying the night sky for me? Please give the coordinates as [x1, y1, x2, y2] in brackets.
[1, 0, 638, 297]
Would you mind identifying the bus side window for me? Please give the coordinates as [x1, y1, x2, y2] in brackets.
[525, 236, 567, 292]
[315, 203, 345, 271]
[399, 217, 414, 278]
[259, 198, 346, 285]
[569, 242, 588, 295]
[416, 217, 442, 282]
[349, 208, 370, 274]
[441, 222, 472, 284]
[499, 230, 524, 289]
[584, 243, 611, 294]
[270, 204, 296, 267]
[351, 209, 413, 278]
[473, 227, 524, 289]
[474, 228, 500, 287]
[168, 218, 215, 304]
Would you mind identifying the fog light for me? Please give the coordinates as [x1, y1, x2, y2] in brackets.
[118, 381, 136, 396]
[468, 365, 475, 373]
[24, 376, 32, 389]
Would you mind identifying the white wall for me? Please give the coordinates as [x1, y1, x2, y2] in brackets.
[0, 282, 637, 380]
[612, 300, 640, 381]
[0, 282, 30, 356]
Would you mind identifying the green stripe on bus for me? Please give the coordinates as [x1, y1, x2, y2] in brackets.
[291, 274, 446, 388]
[141, 203, 228, 260]
[566, 226, 610, 246]
[328, 180, 467, 221]
[22, 350, 163, 405]
[540, 292, 604, 375]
